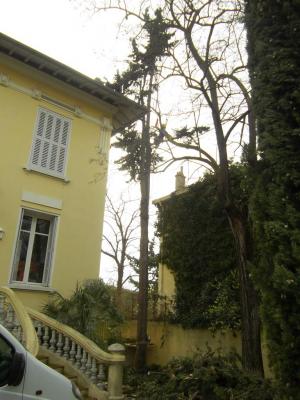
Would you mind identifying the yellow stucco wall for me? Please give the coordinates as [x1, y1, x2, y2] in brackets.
[121, 320, 272, 377]
[158, 263, 176, 299]
[0, 57, 112, 309]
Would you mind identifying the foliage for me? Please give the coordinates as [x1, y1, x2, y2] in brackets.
[113, 128, 163, 181]
[110, 8, 173, 181]
[128, 239, 159, 293]
[245, 0, 300, 394]
[43, 279, 122, 347]
[126, 349, 277, 400]
[156, 168, 245, 330]
[109, 9, 172, 94]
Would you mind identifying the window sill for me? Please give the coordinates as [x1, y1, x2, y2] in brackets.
[23, 167, 70, 183]
[8, 283, 55, 293]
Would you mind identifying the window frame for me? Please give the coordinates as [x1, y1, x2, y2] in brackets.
[28, 107, 72, 179]
[10, 208, 58, 288]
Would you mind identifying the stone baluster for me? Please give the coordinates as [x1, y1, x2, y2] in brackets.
[0, 294, 5, 323]
[17, 325, 23, 343]
[107, 344, 125, 400]
[90, 357, 97, 383]
[56, 333, 63, 356]
[75, 345, 82, 369]
[63, 337, 70, 359]
[49, 329, 56, 352]
[12, 314, 20, 340]
[20, 330, 25, 345]
[36, 322, 43, 345]
[97, 364, 106, 389]
[80, 350, 87, 374]
[86, 354, 92, 378]
[6, 304, 15, 331]
[42, 326, 50, 348]
[69, 341, 76, 364]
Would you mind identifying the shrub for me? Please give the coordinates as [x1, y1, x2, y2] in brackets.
[131, 350, 277, 400]
[43, 279, 122, 347]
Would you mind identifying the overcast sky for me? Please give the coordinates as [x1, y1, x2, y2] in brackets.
[1, 0, 130, 78]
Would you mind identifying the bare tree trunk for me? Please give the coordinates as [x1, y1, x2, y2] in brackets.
[116, 264, 124, 311]
[102, 196, 139, 313]
[226, 207, 264, 376]
[135, 72, 153, 370]
[211, 67, 264, 375]
[135, 174, 150, 369]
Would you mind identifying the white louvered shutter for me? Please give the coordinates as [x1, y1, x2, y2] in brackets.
[30, 108, 71, 177]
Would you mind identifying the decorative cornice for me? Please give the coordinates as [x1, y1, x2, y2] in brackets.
[21, 191, 63, 210]
[0, 72, 113, 130]
[0, 33, 146, 132]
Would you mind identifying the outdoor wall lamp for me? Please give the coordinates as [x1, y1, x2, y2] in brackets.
[0, 227, 5, 240]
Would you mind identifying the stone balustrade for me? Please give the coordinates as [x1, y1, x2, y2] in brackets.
[0, 287, 38, 356]
[33, 317, 109, 390]
[0, 287, 125, 400]
[0, 293, 23, 341]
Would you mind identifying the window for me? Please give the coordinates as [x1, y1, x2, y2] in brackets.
[29, 108, 71, 178]
[0, 334, 14, 387]
[11, 210, 57, 286]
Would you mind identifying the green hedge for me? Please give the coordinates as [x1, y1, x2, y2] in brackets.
[245, 0, 300, 395]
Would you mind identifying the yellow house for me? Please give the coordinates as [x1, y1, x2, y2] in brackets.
[153, 168, 186, 302]
[0, 33, 144, 310]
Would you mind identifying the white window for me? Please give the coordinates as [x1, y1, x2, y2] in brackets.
[11, 210, 57, 286]
[29, 108, 71, 178]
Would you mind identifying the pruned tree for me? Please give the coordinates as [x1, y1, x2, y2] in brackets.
[104, 9, 172, 369]
[78, 0, 264, 375]
[102, 195, 139, 310]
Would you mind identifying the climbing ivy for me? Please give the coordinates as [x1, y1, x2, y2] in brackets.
[156, 169, 243, 330]
[245, 0, 300, 395]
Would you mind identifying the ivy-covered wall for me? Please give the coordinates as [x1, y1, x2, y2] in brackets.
[156, 172, 241, 331]
[245, 0, 300, 395]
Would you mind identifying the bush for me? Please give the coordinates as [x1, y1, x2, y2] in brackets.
[43, 279, 122, 347]
[129, 350, 277, 400]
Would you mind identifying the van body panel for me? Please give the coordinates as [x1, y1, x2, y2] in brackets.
[0, 324, 78, 400]
[0, 385, 24, 399]
[22, 351, 75, 399]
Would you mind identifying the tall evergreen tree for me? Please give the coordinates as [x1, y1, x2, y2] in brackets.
[109, 9, 172, 369]
[245, 1, 300, 395]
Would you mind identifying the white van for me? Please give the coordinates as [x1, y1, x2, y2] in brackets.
[0, 324, 82, 399]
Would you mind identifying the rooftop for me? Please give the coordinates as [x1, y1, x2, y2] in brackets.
[0, 33, 145, 132]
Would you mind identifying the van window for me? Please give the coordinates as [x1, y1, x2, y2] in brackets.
[0, 334, 14, 386]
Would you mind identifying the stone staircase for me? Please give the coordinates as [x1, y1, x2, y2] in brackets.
[0, 287, 126, 400]
[36, 348, 102, 400]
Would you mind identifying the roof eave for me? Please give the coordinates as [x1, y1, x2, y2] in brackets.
[0, 33, 146, 130]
